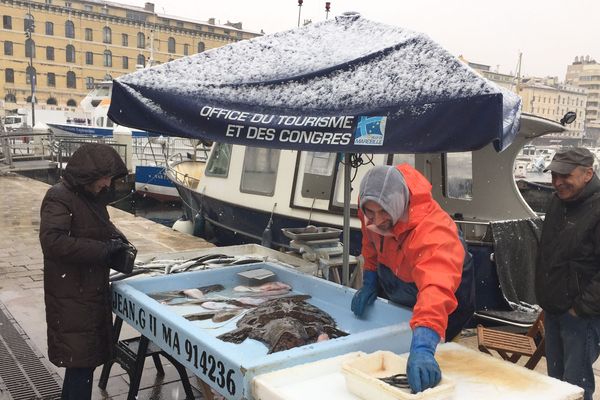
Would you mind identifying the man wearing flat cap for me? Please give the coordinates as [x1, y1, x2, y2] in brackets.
[536, 147, 600, 400]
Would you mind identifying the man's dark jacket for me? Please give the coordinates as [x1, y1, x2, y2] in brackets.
[536, 174, 600, 317]
[39, 143, 127, 368]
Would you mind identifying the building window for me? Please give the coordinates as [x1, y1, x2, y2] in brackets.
[5, 68, 14, 83]
[122, 55, 129, 69]
[47, 97, 58, 105]
[85, 51, 93, 65]
[25, 66, 36, 85]
[83, 4, 93, 11]
[66, 99, 77, 107]
[25, 38, 35, 58]
[45, 21, 54, 35]
[137, 32, 145, 48]
[137, 54, 145, 67]
[5, 93, 16, 102]
[103, 26, 111, 44]
[4, 41, 13, 56]
[121, 33, 128, 47]
[46, 46, 54, 60]
[197, 41, 205, 53]
[176, 21, 183, 27]
[168, 37, 175, 53]
[24, 14, 34, 32]
[66, 44, 75, 62]
[103, 50, 112, 67]
[85, 28, 93, 41]
[85, 76, 94, 89]
[47, 72, 55, 87]
[3, 15, 11, 29]
[66, 71, 76, 88]
[65, 21, 75, 39]
[183, 44, 189, 56]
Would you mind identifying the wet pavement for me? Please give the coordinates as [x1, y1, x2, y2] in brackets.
[0, 171, 598, 399]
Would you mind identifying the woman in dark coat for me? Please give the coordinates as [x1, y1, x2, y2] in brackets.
[39, 143, 129, 400]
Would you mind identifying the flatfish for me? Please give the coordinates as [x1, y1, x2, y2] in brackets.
[217, 295, 347, 353]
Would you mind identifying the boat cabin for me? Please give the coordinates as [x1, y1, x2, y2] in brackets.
[167, 114, 565, 318]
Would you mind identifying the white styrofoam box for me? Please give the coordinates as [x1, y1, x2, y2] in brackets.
[342, 351, 455, 400]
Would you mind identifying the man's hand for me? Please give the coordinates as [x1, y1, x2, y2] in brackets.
[407, 326, 441, 393]
[568, 308, 578, 317]
[351, 270, 378, 317]
[105, 239, 129, 264]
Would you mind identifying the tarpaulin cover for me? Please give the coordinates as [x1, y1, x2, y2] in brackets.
[490, 218, 542, 309]
[108, 12, 521, 154]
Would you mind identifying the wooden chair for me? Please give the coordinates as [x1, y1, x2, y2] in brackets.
[477, 311, 545, 370]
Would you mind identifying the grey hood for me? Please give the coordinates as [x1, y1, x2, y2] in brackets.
[359, 165, 409, 225]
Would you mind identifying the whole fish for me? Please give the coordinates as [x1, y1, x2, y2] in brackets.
[217, 295, 347, 353]
[150, 284, 225, 303]
[233, 281, 292, 293]
[212, 309, 243, 323]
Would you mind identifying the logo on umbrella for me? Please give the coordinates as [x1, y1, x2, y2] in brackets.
[354, 116, 387, 146]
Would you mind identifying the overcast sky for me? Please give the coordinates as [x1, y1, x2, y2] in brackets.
[119, 0, 599, 79]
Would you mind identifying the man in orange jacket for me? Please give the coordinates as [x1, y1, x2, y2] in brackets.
[352, 164, 474, 393]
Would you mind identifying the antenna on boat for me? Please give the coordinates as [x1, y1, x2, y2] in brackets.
[261, 203, 277, 248]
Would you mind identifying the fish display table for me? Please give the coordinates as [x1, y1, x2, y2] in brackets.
[111, 262, 413, 399]
[253, 343, 584, 400]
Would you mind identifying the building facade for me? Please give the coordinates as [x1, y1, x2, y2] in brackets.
[1, 0, 260, 114]
[461, 56, 589, 145]
[460, 57, 517, 92]
[518, 77, 587, 145]
[566, 56, 600, 142]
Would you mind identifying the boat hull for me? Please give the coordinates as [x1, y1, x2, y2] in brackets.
[172, 181, 363, 253]
[47, 123, 149, 137]
[135, 165, 179, 202]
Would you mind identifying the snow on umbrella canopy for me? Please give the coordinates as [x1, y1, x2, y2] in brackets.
[108, 12, 521, 154]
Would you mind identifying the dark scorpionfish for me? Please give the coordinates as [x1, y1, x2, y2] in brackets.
[217, 295, 347, 353]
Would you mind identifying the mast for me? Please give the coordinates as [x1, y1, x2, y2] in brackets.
[515, 52, 523, 93]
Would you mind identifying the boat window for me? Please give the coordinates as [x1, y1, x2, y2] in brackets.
[391, 154, 415, 166]
[96, 117, 104, 127]
[444, 152, 472, 200]
[205, 143, 232, 177]
[301, 152, 337, 200]
[240, 147, 280, 196]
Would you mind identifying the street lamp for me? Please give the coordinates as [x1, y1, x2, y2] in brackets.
[297, 0, 303, 27]
[25, 9, 35, 127]
[325, 2, 331, 19]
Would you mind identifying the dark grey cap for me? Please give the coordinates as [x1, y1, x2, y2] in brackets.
[544, 147, 594, 174]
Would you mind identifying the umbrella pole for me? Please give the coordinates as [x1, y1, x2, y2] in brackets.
[342, 152, 352, 286]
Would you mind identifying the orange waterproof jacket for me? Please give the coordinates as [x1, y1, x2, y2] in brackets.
[360, 164, 464, 339]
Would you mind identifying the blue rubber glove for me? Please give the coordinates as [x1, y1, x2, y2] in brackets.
[407, 326, 441, 393]
[351, 270, 378, 317]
